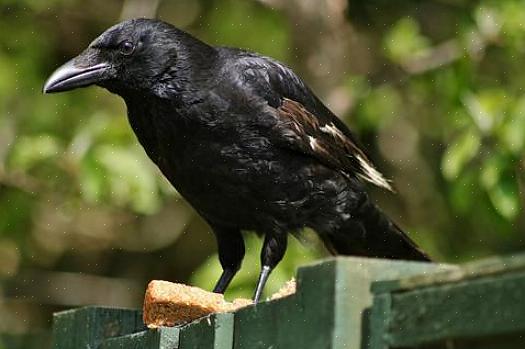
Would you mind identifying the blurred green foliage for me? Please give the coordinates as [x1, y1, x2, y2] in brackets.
[0, 0, 524, 339]
[382, 1, 525, 225]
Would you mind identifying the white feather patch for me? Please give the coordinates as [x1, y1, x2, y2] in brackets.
[320, 123, 344, 139]
[320, 123, 392, 190]
[308, 136, 318, 151]
[356, 155, 392, 191]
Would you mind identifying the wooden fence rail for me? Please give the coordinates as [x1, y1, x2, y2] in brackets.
[49, 254, 525, 349]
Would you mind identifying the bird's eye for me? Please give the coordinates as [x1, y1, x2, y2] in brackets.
[119, 41, 135, 56]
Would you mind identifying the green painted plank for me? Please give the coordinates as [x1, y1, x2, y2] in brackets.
[100, 313, 232, 349]
[368, 293, 391, 349]
[213, 313, 234, 349]
[234, 257, 445, 349]
[445, 332, 525, 349]
[331, 257, 448, 349]
[51, 306, 144, 349]
[415, 332, 525, 349]
[100, 328, 180, 349]
[234, 296, 308, 349]
[158, 328, 180, 349]
[234, 260, 336, 349]
[373, 252, 525, 293]
[178, 314, 229, 348]
[179, 315, 214, 348]
[386, 270, 525, 347]
[100, 330, 161, 349]
[0, 332, 51, 349]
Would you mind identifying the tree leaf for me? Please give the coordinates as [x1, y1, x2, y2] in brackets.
[486, 174, 521, 220]
[499, 96, 525, 155]
[92, 145, 161, 214]
[384, 17, 430, 64]
[8, 134, 60, 171]
[442, 128, 481, 180]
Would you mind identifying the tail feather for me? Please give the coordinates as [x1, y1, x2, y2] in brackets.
[323, 201, 431, 262]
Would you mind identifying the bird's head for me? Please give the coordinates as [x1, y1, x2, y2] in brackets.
[43, 18, 214, 97]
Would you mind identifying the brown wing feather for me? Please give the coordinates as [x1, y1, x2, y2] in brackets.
[275, 98, 392, 191]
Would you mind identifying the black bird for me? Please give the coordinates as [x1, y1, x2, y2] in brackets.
[44, 18, 430, 302]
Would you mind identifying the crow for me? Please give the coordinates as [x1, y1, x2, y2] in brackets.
[44, 18, 430, 302]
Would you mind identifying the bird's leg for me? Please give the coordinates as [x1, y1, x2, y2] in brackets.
[212, 227, 245, 294]
[253, 233, 288, 303]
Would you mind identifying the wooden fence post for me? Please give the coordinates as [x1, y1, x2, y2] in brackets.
[370, 253, 525, 348]
[233, 257, 450, 349]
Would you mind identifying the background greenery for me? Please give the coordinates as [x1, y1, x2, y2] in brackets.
[0, 0, 524, 345]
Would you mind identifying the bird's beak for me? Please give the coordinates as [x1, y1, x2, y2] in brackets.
[43, 55, 111, 94]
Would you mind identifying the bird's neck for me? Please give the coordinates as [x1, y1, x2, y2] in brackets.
[154, 39, 219, 100]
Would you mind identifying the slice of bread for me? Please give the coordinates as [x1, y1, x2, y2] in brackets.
[143, 279, 296, 328]
[143, 280, 251, 328]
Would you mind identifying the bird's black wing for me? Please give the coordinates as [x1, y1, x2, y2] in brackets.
[233, 53, 392, 190]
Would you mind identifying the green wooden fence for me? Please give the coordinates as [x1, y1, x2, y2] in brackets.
[48, 254, 525, 349]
